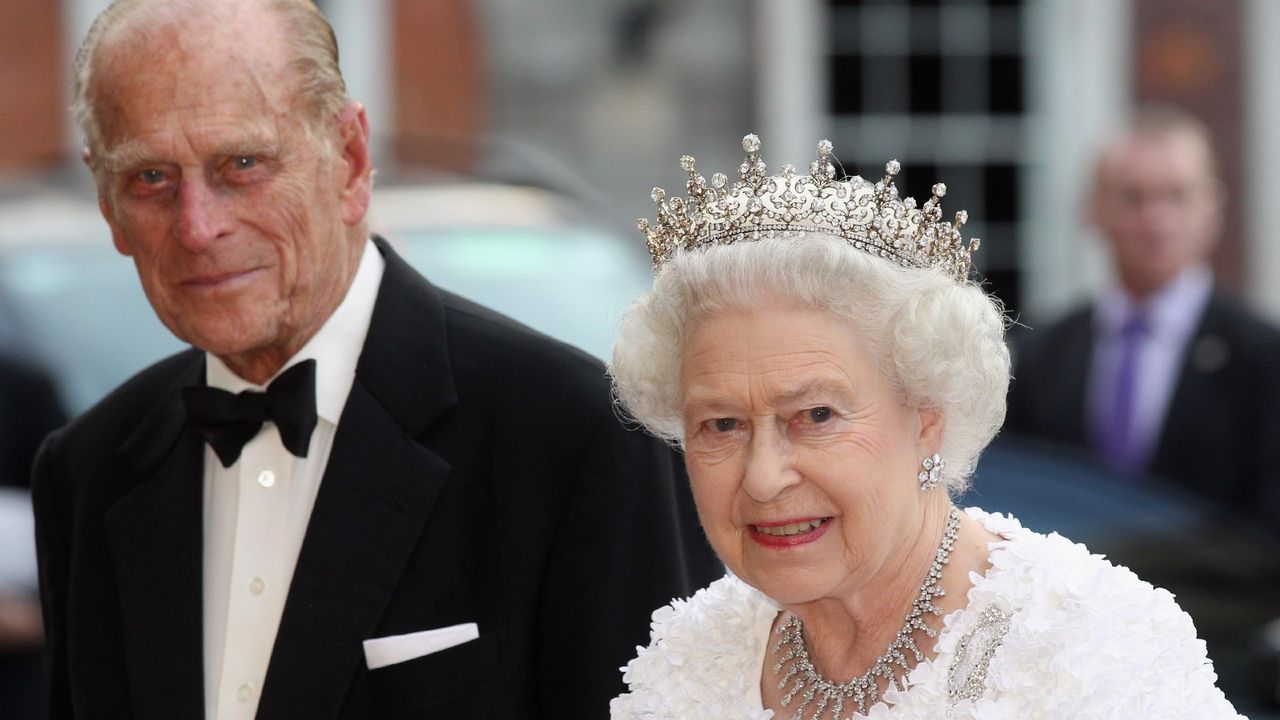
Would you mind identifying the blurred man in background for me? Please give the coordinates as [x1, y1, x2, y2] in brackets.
[1006, 105, 1280, 524]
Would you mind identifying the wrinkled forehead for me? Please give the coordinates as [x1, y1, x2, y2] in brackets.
[96, 0, 287, 65]
[90, 2, 297, 141]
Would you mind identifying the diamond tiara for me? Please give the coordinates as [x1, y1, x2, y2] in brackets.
[637, 134, 980, 282]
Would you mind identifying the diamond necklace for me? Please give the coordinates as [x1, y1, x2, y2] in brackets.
[770, 507, 961, 719]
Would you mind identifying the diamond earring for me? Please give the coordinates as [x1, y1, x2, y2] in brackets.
[918, 453, 944, 491]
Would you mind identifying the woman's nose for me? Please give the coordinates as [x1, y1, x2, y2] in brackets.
[740, 424, 800, 503]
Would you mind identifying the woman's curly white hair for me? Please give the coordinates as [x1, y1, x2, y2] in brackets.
[609, 234, 1010, 493]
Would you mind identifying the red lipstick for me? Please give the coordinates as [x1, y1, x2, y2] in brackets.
[748, 517, 831, 548]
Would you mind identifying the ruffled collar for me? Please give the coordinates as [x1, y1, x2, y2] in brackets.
[613, 507, 1242, 719]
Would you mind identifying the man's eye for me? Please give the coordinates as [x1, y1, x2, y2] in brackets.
[232, 156, 258, 171]
[712, 418, 738, 433]
[807, 407, 833, 423]
[138, 169, 165, 185]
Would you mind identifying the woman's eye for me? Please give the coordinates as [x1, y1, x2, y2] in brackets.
[807, 407, 833, 423]
[712, 418, 738, 433]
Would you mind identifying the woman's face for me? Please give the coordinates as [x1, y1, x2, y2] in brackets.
[681, 303, 942, 607]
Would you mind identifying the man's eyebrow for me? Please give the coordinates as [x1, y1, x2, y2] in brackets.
[95, 135, 282, 173]
[97, 139, 153, 173]
[214, 135, 281, 158]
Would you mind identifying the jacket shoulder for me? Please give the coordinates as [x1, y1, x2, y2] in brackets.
[438, 288, 612, 398]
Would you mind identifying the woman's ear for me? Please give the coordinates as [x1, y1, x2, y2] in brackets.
[917, 407, 945, 456]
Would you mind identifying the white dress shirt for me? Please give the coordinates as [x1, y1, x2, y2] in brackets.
[202, 239, 384, 720]
[1087, 265, 1212, 470]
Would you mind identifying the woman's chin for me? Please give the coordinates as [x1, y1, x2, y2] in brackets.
[739, 567, 837, 608]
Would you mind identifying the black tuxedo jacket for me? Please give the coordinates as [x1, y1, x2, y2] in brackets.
[32, 238, 721, 719]
[1005, 292, 1280, 517]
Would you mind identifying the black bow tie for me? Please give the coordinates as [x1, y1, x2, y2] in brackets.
[183, 359, 319, 468]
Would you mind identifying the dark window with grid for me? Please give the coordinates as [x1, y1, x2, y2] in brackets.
[826, 0, 1027, 315]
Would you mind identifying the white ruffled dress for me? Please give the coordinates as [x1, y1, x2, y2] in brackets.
[611, 508, 1244, 719]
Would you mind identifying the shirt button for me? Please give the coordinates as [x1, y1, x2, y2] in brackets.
[249, 577, 266, 595]
[257, 470, 275, 488]
[236, 683, 254, 702]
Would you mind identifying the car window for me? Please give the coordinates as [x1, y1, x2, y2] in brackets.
[0, 245, 183, 413]
[387, 224, 651, 361]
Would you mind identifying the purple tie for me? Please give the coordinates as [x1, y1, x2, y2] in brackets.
[1095, 310, 1150, 472]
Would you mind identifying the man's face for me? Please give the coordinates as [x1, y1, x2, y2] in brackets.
[90, 16, 370, 382]
[1090, 130, 1222, 298]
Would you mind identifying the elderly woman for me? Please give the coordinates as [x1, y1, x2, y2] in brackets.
[608, 136, 1241, 719]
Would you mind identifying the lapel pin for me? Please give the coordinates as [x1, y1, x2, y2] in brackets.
[1190, 335, 1228, 374]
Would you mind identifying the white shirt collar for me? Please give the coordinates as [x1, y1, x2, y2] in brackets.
[206, 238, 385, 424]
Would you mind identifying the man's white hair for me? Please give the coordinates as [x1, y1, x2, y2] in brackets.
[609, 235, 1011, 493]
[72, 0, 349, 178]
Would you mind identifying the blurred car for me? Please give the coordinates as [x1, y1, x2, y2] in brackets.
[969, 434, 1280, 716]
[0, 181, 653, 415]
[370, 183, 654, 365]
[0, 193, 179, 412]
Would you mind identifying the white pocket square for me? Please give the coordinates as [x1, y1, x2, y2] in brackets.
[362, 622, 480, 670]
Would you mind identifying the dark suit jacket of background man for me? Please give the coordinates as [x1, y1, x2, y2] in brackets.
[0, 354, 66, 489]
[1005, 291, 1280, 523]
[32, 238, 721, 719]
[0, 356, 66, 720]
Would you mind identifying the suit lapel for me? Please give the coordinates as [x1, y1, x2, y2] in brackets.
[257, 238, 458, 719]
[104, 353, 207, 720]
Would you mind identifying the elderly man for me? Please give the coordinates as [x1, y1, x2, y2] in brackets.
[33, 1, 718, 718]
[1006, 106, 1280, 520]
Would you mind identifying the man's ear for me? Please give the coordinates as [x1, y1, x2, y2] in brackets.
[335, 102, 373, 227]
